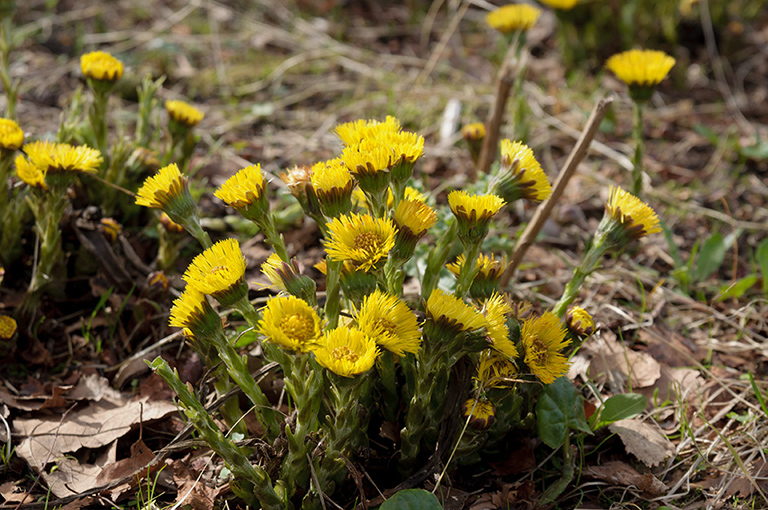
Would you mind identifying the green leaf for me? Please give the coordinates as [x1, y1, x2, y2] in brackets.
[378, 489, 443, 510]
[715, 275, 758, 302]
[756, 239, 768, 293]
[536, 377, 591, 449]
[692, 233, 726, 282]
[738, 141, 768, 160]
[589, 393, 646, 430]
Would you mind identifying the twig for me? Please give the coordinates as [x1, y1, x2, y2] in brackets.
[415, 0, 471, 88]
[476, 54, 517, 175]
[499, 93, 614, 288]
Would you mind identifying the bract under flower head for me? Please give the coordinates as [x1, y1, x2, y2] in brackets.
[15, 155, 47, 190]
[0, 118, 23, 151]
[259, 295, 323, 353]
[521, 311, 570, 384]
[606, 49, 675, 90]
[539, 0, 579, 10]
[424, 288, 486, 339]
[356, 290, 421, 356]
[135, 163, 192, 215]
[604, 185, 661, 241]
[462, 398, 496, 430]
[325, 213, 396, 271]
[165, 100, 204, 128]
[482, 293, 518, 359]
[486, 4, 541, 34]
[169, 288, 221, 338]
[0, 315, 17, 339]
[494, 140, 552, 203]
[214, 164, 269, 220]
[23, 141, 102, 174]
[183, 238, 247, 304]
[313, 327, 379, 377]
[80, 51, 124, 82]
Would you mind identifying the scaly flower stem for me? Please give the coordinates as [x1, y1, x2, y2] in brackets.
[27, 192, 68, 295]
[232, 295, 260, 328]
[211, 364, 248, 438]
[421, 218, 457, 302]
[631, 100, 646, 197]
[179, 215, 213, 250]
[552, 229, 610, 317]
[0, 16, 17, 119]
[324, 258, 343, 329]
[148, 357, 286, 510]
[256, 214, 290, 263]
[89, 88, 110, 165]
[454, 240, 481, 299]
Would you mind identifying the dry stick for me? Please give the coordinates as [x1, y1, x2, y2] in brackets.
[477, 53, 520, 176]
[499, 93, 615, 289]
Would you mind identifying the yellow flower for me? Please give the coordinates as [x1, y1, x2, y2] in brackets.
[356, 290, 421, 356]
[23, 141, 102, 174]
[169, 288, 221, 337]
[566, 306, 594, 337]
[159, 212, 185, 234]
[80, 51, 124, 82]
[165, 100, 205, 128]
[392, 199, 437, 261]
[461, 398, 495, 430]
[0, 315, 17, 339]
[99, 218, 122, 242]
[311, 158, 356, 217]
[135, 163, 189, 210]
[424, 288, 486, 339]
[313, 327, 379, 377]
[15, 155, 47, 190]
[486, 4, 541, 34]
[482, 293, 518, 359]
[461, 123, 486, 141]
[259, 295, 323, 353]
[183, 238, 247, 304]
[0, 118, 23, 151]
[335, 116, 400, 146]
[261, 253, 289, 292]
[325, 213, 397, 271]
[604, 185, 661, 241]
[448, 190, 505, 245]
[606, 49, 676, 88]
[341, 140, 394, 193]
[539, 0, 579, 9]
[447, 253, 508, 281]
[521, 311, 570, 384]
[214, 164, 270, 221]
[493, 140, 552, 203]
[475, 350, 518, 389]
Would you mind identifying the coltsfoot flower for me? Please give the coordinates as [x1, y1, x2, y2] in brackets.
[482, 293, 518, 359]
[475, 350, 518, 389]
[0, 118, 23, 151]
[486, 4, 541, 34]
[313, 327, 379, 377]
[539, 0, 579, 10]
[462, 123, 486, 141]
[566, 306, 594, 337]
[169, 288, 221, 338]
[80, 51, 124, 82]
[261, 253, 317, 301]
[606, 49, 676, 101]
[165, 100, 204, 128]
[356, 290, 421, 356]
[99, 218, 122, 242]
[447, 253, 509, 301]
[23, 140, 103, 174]
[15, 155, 47, 189]
[335, 116, 400, 147]
[183, 238, 247, 306]
[448, 190, 505, 245]
[392, 199, 437, 261]
[135, 163, 196, 221]
[492, 140, 552, 203]
[521, 311, 570, 384]
[311, 158, 356, 218]
[214, 164, 270, 222]
[259, 295, 323, 353]
[603, 185, 661, 242]
[461, 398, 496, 430]
[325, 213, 396, 271]
[424, 288, 486, 340]
[0, 315, 17, 339]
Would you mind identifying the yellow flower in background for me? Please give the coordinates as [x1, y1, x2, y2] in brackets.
[335, 116, 400, 146]
[566, 306, 595, 337]
[482, 293, 518, 359]
[0, 315, 17, 339]
[424, 288, 486, 338]
[461, 122, 486, 141]
[486, 4, 541, 34]
[165, 100, 205, 128]
[313, 327, 380, 377]
[168, 287, 221, 337]
[0, 118, 23, 151]
[475, 350, 518, 388]
[135, 163, 188, 209]
[461, 398, 496, 430]
[214, 164, 268, 219]
[494, 140, 552, 203]
[448, 191, 505, 225]
[521, 311, 570, 384]
[259, 295, 323, 353]
[183, 238, 246, 296]
[539, 0, 579, 9]
[23, 141, 102, 174]
[605, 185, 661, 240]
[15, 155, 47, 190]
[80, 51, 124, 82]
[356, 289, 421, 356]
[606, 49, 676, 88]
[325, 213, 396, 271]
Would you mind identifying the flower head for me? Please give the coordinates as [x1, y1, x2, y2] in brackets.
[214, 164, 270, 222]
[99, 218, 122, 242]
[606, 49, 676, 101]
[492, 140, 552, 203]
[0, 118, 23, 151]
[311, 158, 356, 218]
[259, 296, 323, 353]
[356, 290, 421, 356]
[482, 293, 518, 359]
[447, 253, 509, 301]
[566, 306, 594, 337]
[603, 185, 661, 242]
[539, 0, 579, 10]
[475, 350, 518, 389]
[281, 164, 321, 218]
[15, 155, 47, 190]
[341, 139, 393, 195]
[521, 311, 570, 384]
[486, 4, 541, 34]
[169, 288, 221, 338]
[335, 116, 400, 147]
[462, 398, 496, 430]
[313, 327, 379, 377]
[183, 238, 247, 306]
[165, 100, 204, 128]
[391, 199, 437, 261]
[80, 51, 124, 82]
[462, 123, 486, 142]
[424, 288, 486, 341]
[23, 140, 102, 174]
[0, 315, 17, 340]
[135, 163, 197, 222]
[448, 190, 505, 245]
[325, 213, 396, 271]
[261, 253, 317, 302]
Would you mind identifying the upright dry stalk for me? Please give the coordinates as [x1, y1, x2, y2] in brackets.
[477, 57, 517, 175]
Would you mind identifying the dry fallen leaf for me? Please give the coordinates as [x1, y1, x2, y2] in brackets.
[636, 364, 705, 411]
[0, 481, 30, 504]
[584, 331, 661, 390]
[583, 460, 668, 497]
[609, 418, 675, 467]
[41, 440, 117, 498]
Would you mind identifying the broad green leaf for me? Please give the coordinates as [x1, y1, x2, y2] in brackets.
[715, 275, 758, 302]
[590, 393, 647, 430]
[756, 239, 768, 293]
[379, 489, 443, 510]
[536, 377, 591, 449]
[692, 233, 725, 282]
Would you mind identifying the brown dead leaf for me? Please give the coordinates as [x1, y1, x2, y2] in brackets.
[636, 364, 705, 411]
[637, 326, 708, 366]
[609, 419, 675, 467]
[67, 373, 123, 403]
[97, 438, 156, 484]
[0, 481, 30, 504]
[41, 440, 117, 498]
[583, 460, 668, 497]
[172, 459, 222, 510]
[14, 396, 177, 471]
[584, 331, 661, 390]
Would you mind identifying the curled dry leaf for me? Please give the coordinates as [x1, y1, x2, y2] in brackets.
[584, 331, 661, 390]
[583, 460, 668, 497]
[609, 418, 675, 467]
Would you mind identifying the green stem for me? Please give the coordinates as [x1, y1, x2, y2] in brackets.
[211, 364, 248, 437]
[27, 192, 67, 295]
[0, 16, 17, 119]
[89, 89, 110, 164]
[538, 434, 574, 505]
[454, 241, 481, 299]
[257, 214, 290, 262]
[421, 218, 457, 302]
[180, 214, 213, 250]
[631, 100, 646, 197]
[552, 230, 610, 317]
[324, 258, 343, 329]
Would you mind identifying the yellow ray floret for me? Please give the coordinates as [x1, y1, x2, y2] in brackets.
[15, 155, 47, 190]
[165, 100, 205, 127]
[23, 140, 102, 173]
[311, 158, 354, 193]
[168, 288, 211, 331]
[214, 164, 267, 209]
[462, 398, 496, 430]
[606, 49, 676, 88]
[335, 116, 400, 146]
[259, 295, 323, 353]
[539, 0, 579, 10]
[475, 350, 518, 388]
[425, 288, 486, 334]
[356, 290, 421, 356]
[605, 186, 661, 239]
[486, 4, 541, 33]
[521, 311, 570, 384]
[482, 293, 518, 359]
[80, 51, 124, 82]
[135, 163, 186, 209]
[183, 238, 246, 295]
[394, 199, 437, 237]
[325, 213, 397, 271]
[0, 315, 17, 339]
[499, 140, 552, 202]
[448, 190, 505, 223]
[0, 118, 23, 150]
[313, 327, 380, 377]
